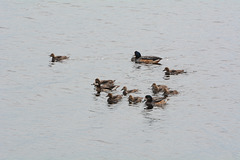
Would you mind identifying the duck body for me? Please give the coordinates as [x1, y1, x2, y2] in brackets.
[94, 78, 119, 91]
[128, 95, 143, 104]
[151, 83, 168, 94]
[50, 53, 69, 62]
[95, 83, 119, 94]
[144, 95, 166, 109]
[121, 86, 139, 96]
[95, 83, 112, 94]
[132, 51, 162, 64]
[163, 67, 185, 75]
[94, 78, 115, 86]
[163, 88, 179, 96]
[107, 93, 122, 104]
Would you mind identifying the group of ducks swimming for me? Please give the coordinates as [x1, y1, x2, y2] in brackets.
[49, 51, 186, 110]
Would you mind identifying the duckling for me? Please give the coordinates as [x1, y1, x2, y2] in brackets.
[94, 78, 119, 90]
[106, 93, 122, 104]
[49, 53, 69, 62]
[144, 95, 167, 109]
[128, 95, 143, 104]
[151, 83, 168, 94]
[95, 83, 119, 93]
[131, 51, 162, 64]
[163, 88, 179, 96]
[95, 83, 112, 95]
[121, 86, 139, 96]
[163, 67, 185, 75]
[94, 78, 115, 86]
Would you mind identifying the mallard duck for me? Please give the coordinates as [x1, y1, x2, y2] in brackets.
[121, 86, 139, 96]
[151, 83, 168, 94]
[106, 93, 122, 104]
[163, 67, 185, 75]
[131, 51, 162, 64]
[94, 78, 115, 86]
[144, 95, 167, 109]
[128, 95, 143, 104]
[163, 88, 179, 96]
[49, 53, 69, 62]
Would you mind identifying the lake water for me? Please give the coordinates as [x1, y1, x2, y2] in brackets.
[1, 0, 240, 159]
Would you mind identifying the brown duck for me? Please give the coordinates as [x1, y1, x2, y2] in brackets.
[151, 83, 168, 94]
[128, 95, 143, 104]
[163, 88, 179, 96]
[49, 53, 69, 62]
[163, 67, 185, 75]
[106, 93, 122, 104]
[95, 83, 112, 95]
[121, 86, 139, 96]
[94, 78, 115, 86]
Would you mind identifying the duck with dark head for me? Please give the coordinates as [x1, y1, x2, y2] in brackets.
[144, 95, 167, 109]
[131, 51, 162, 64]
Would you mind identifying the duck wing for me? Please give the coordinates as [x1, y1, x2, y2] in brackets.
[141, 56, 162, 61]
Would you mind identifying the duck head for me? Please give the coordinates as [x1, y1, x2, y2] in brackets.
[151, 83, 157, 87]
[49, 53, 55, 57]
[128, 95, 133, 101]
[106, 93, 113, 98]
[163, 67, 170, 72]
[95, 78, 101, 84]
[121, 86, 127, 91]
[145, 95, 153, 102]
[134, 51, 141, 59]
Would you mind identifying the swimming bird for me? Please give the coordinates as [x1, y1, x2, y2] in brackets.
[151, 83, 168, 94]
[144, 95, 167, 109]
[128, 95, 143, 104]
[106, 93, 122, 104]
[94, 78, 115, 86]
[163, 67, 185, 75]
[95, 82, 119, 92]
[163, 88, 179, 96]
[131, 51, 162, 64]
[95, 83, 113, 95]
[121, 86, 139, 96]
[49, 53, 69, 62]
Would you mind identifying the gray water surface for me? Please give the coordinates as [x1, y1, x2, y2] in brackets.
[1, 0, 240, 159]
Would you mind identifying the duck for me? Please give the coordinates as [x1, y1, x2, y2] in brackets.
[131, 51, 162, 64]
[95, 83, 113, 95]
[128, 95, 143, 104]
[144, 95, 167, 109]
[106, 93, 122, 104]
[49, 53, 69, 62]
[121, 86, 139, 96]
[163, 67, 185, 75]
[94, 78, 115, 86]
[151, 83, 168, 94]
[163, 88, 179, 96]
[95, 82, 119, 92]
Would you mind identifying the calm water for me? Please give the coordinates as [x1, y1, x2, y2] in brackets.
[1, 0, 240, 159]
